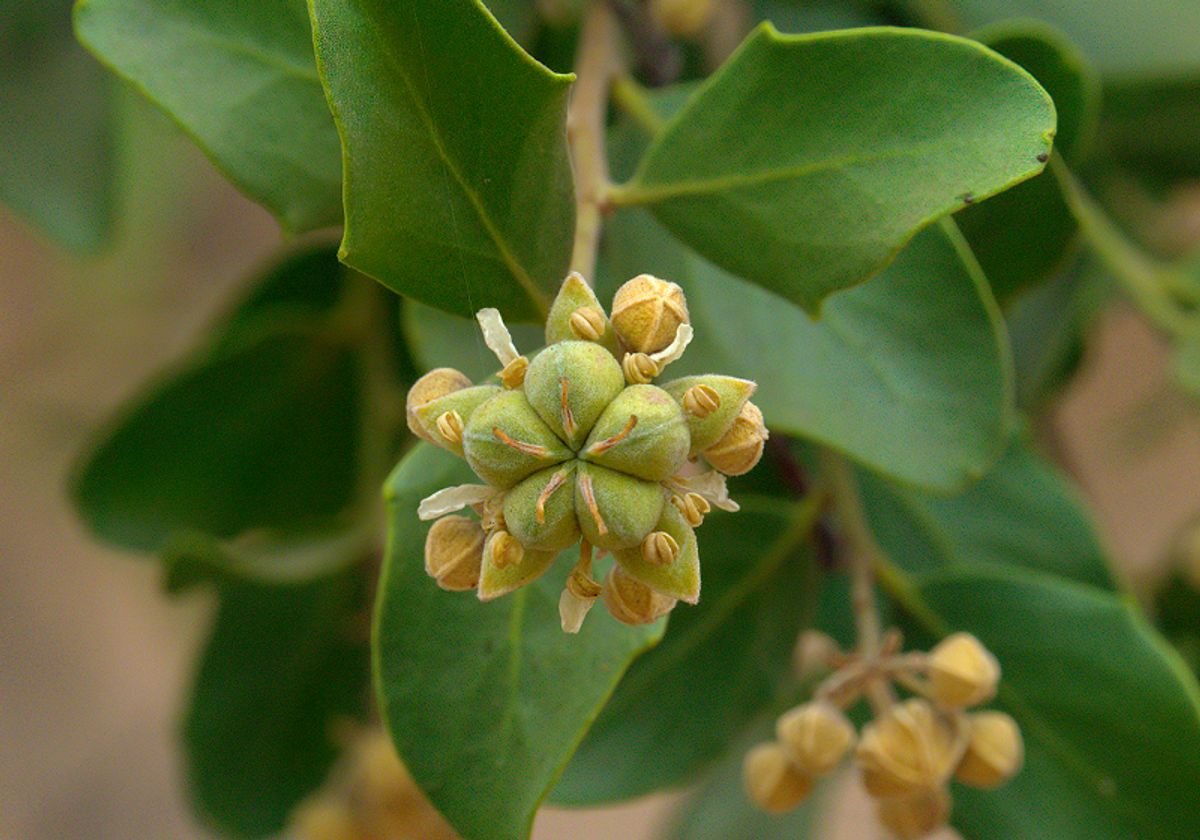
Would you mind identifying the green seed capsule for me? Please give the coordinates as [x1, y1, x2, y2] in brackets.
[545, 272, 621, 354]
[662, 374, 757, 455]
[411, 384, 501, 455]
[524, 341, 625, 449]
[582, 384, 689, 481]
[503, 464, 580, 553]
[574, 462, 666, 551]
[612, 502, 699, 603]
[462, 390, 572, 488]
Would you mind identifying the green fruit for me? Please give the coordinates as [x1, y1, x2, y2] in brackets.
[462, 390, 572, 488]
[504, 464, 580, 553]
[574, 462, 665, 551]
[524, 341, 624, 449]
[612, 502, 700, 603]
[582, 384, 689, 481]
[662, 374, 756, 455]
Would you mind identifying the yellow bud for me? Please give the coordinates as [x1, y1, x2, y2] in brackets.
[743, 742, 814, 813]
[406, 368, 471, 442]
[649, 0, 717, 37]
[622, 351, 659, 384]
[670, 492, 710, 528]
[499, 355, 529, 389]
[602, 566, 676, 625]
[955, 711, 1023, 789]
[702, 401, 767, 476]
[682, 383, 721, 418]
[927, 633, 1000, 709]
[857, 699, 965, 798]
[776, 701, 856, 776]
[642, 530, 679, 566]
[485, 529, 525, 570]
[611, 274, 689, 353]
[876, 788, 951, 840]
[424, 516, 484, 591]
[435, 410, 464, 446]
[569, 306, 607, 341]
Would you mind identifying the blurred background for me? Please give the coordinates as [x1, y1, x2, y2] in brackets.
[7, 3, 1200, 839]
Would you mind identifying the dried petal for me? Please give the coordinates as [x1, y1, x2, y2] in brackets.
[418, 484, 497, 520]
[476, 307, 521, 366]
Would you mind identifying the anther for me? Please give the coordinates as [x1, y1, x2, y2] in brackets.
[622, 352, 658, 384]
[534, 469, 569, 525]
[642, 531, 679, 566]
[560, 377, 577, 439]
[586, 415, 639, 456]
[435, 410, 464, 445]
[577, 472, 608, 536]
[671, 492, 710, 527]
[499, 356, 529, 389]
[682, 384, 721, 418]
[568, 306, 606, 341]
[492, 427, 552, 459]
[487, 531, 524, 570]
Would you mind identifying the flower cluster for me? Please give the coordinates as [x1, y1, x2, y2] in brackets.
[406, 273, 767, 633]
[744, 632, 1024, 839]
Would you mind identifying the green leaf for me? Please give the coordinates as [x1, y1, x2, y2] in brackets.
[1155, 568, 1200, 676]
[309, 0, 575, 321]
[857, 432, 1116, 590]
[377, 443, 664, 840]
[612, 24, 1055, 312]
[73, 326, 362, 552]
[664, 716, 826, 840]
[75, 0, 341, 231]
[553, 498, 816, 804]
[956, 22, 1097, 303]
[1, 0, 114, 250]
[600, 211, 1012, 492]
[894, 565, 1200, 840]
[182, 569, 369, 838]
[953, 0, 1200, 79]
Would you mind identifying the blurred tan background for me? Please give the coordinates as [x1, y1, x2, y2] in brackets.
[3, 102, 1197, 840]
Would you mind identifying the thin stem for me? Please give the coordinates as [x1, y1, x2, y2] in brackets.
[822, 449, 894, 714]
[1050, 156, 1194, 336]
[568, 0, 621, 280]
[611, 74, 664, 135]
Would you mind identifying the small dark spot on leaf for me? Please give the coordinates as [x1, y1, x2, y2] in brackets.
[1037, 152, 1049, 163]
[960, 192, 975, 205]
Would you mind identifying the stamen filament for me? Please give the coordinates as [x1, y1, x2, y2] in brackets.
[493, 427, 551, 458]
[560, 377, 577, 438]
[586, 414, 638, 456]
[577, 472, 608, 536]
[535, 469, 569, 524]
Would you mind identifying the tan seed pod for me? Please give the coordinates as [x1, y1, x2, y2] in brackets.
[671, 492, 710, 528]
[649, 0, 717, 36]
[602, 566, 676, 625]
[743, 742, 814, 814]
[876, 788, 952, 840]
[703, 401, 768, 476]
[775, 701, 856, 776]
[499, 356, 529, 389]
[611, 274, 689, 354]
[642, 530, 680, 567]
[622, 352, 659, 385]
[485, 529, 525, 570]
[423, 516, 484, 591]
[857, 699, 966, 799]
[435, 410, 464, 446]
[927, 633, 1000, 709]
[955, 711, 1023, 789]
[406, 368, 471, 442]
[682, 383, 721, 418]
[569, 306, 607, 342]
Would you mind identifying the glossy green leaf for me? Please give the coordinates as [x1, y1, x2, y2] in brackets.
[613, 24, 1055, 312]
[857, 432, 1116, 590]
[600, 211, 1011, 492]
[75, 0, 341, 231]
[957, 22, 1097, 302]
[377, 443, 664, 840]
[553, 498, 815, 804]
[1, 0, 113, 250]
[953, 0, 1200, 79]
[183, 569, 369, 838]
[73, 327, 362, 552]
[309, 0, 575, 321]
[664, 717, 826, 840]
[894, 565, 1200, 840]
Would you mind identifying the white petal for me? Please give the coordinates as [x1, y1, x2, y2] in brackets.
[476, 308, 520, 366]
[669, 470, 740, 512]
[417, 484, 497, 520]
[559, 588, 597, 634]
[649, 323, 694, 367]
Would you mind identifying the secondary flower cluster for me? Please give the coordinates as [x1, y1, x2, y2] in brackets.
[406, 273, 767, 633]
[744, 632, 1024, 839]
